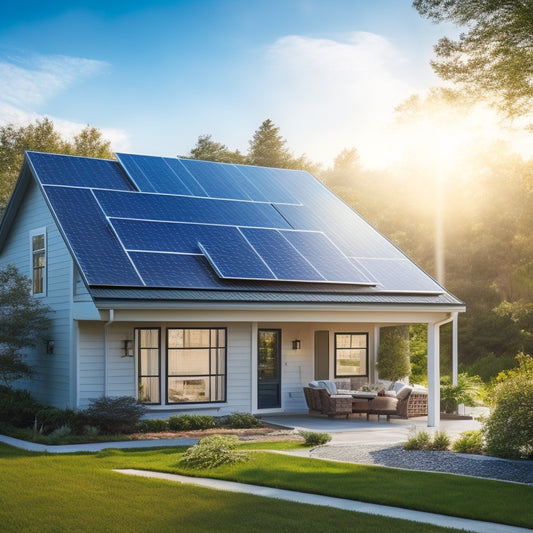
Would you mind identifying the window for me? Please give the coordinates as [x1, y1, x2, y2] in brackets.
[30, 228, 46, 296]
[167, 328, 226, 404]
[334, 333, 368, 377]
[136, 328, 161, 404]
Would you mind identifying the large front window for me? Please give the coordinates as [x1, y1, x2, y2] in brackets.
[167, 328, 226, 404]
[335, 332, 368, 377]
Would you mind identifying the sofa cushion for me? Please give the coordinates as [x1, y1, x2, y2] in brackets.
[396, 385, 413, 401]
[308, 381, 322, 389]
[318, 380, 338, 395]
[393, 381, 406, 394]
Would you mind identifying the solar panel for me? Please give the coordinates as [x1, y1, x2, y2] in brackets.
[116, 153, 199, 195]
[43, 186, 143, 286]
[280, 230, 375, 284]
[240, 228, 324, 281]
[112, 219, 239, 254]
[198, 230, 275, 280]
[28, 152, 133, 191]
[94, 190, 291, 229]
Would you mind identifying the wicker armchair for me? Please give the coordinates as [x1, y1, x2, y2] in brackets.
[303, 387, 322, 414]
[317, 388, 352, 418]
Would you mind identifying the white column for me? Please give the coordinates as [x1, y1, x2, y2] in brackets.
[373, 325, 380, 382]
[427, 322, 440, 427]
[251, 322, 258, 414]
[452, 313, 458, 386]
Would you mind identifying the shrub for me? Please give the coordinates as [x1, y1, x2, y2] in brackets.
[298, 430, 332, 446]
[136, 418, 169, 433]
[83, 396, 146, 434]
[404, 429, 450, 451]
[180, 434, 249, 469]
[453, 430, 484, 454]
[440, 373, 483, 414]
[34, 407, 86, 435]
[483, 353, 533, 459]
[222, 412, 263, 429]
[168, 414, 215, 431]
[47, 424, 72, 444]
[0, 386, 45, 428]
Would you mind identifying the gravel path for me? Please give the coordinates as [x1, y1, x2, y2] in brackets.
[309, 444, 533, 484]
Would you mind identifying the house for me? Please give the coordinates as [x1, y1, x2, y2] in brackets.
[0, 151, 465, 425]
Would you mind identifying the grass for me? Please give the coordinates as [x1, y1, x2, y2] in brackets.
[0, 441, 531, 531]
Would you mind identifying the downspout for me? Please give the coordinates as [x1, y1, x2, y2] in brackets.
[427, 311, 458, 427]
[104, 309, 114, 397]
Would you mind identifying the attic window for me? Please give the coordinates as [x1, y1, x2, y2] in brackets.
[30, 228, 46, 296]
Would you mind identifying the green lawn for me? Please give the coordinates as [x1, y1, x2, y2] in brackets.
[0, 442, 530, 532]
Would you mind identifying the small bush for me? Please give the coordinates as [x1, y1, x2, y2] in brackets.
[223, 412, 263, 429]
[431, 431, 451, 451]
[83, 425, 100, 437]
[298, 430, 332, 446]
[47, 425, 72, 444]
[180, 434, 249, 469]
[34, 407, 87, 435]
[453, 430, 484, 454]
[404, 429, 450, 451]
[136, 418, 169, 433]
[168, 414, 215, 431]
[83, 396, 146, 434]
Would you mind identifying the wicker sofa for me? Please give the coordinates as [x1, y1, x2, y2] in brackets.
[303, 380, 428, 420]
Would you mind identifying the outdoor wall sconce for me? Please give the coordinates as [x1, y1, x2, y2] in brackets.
[122, 339, 134, 358]
[292, 339, 301, 350]
[46, 340, 54, 355]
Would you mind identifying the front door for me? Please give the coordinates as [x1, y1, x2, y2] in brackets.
[257, 329, 281, 409]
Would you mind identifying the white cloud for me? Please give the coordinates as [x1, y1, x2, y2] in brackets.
[0, 52, 129, 152]
[262, 32, 421, 166]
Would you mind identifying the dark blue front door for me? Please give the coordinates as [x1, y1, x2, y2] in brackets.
[258, 329, 281, 409]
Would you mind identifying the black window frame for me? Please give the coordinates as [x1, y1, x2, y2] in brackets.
[166, 327, 227, 405]
[334, 332, 369, 378]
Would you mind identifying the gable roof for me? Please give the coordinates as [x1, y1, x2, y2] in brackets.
[1, 151, 464, 308]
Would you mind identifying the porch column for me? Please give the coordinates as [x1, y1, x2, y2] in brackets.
[427, 322, 440, 427]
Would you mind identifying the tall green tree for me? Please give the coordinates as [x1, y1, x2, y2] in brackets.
[0, 265, 51, 387]
[322, 147, 362, 187]
[0, 118, 114, 214]
[413, 0, 533, 116]
[376, 326, 411, 382]
[186, 134, 245, 163]
[247, 119, 295, 168]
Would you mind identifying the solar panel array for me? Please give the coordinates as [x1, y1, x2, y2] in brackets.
[28, 151, 444, 293]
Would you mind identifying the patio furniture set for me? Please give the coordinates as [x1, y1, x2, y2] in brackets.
[303, 380, 428, 421]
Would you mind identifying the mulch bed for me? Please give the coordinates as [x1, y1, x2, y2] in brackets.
[129, 427, 302, 442]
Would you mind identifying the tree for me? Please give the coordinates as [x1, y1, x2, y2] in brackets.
[247, 119, 295, 168]
[413, 0, 533, 117]
[0, 265, 51, 387]
[322, 147, 362, 187]
[376, 326, 411, 382]
[185, 134, 245, 163]
[0, 118, 114, 214]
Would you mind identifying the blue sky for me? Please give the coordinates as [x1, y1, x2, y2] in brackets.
[0, 1, 468, 167]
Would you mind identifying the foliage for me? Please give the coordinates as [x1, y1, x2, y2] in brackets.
[452, 430, 484, 455]
[440, 373, 483, 413]
[0, 118, 113, 213]
[0, 385, 45, 428]
[136, 418, 169, 433]
[461, 352, 517, 382]
[408, 324, 428, 384]
[298, 430, 332, 447]
[404, 429, 450, 451]
[180, 434, 249, 469]
[34, 406, 86, 435]
[321, 147, 362, 187]
[376, 326, 411, 382]
[413, 0, 533, 117]
[0, 265, 51, 386]
[83, 396, 146, 434]
[221, 412, 263, 429]
[167, 414, 215, 431]
[185, 134, 246, 163]
[483, 353, 533, 459]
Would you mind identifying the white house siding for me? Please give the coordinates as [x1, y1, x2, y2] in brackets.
[0, 181, 74, 408]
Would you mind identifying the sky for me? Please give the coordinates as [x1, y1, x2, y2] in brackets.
[0, 0, 525, 168]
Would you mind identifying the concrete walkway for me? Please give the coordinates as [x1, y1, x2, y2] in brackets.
[115, 469, 531, 533]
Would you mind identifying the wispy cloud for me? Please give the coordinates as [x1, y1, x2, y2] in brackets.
[0, 51, 128, 151]
[0, 53, 109, 108]
[262, 32, 420, 166]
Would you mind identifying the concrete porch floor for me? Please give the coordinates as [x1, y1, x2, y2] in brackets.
[260, 409, 485, 445]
